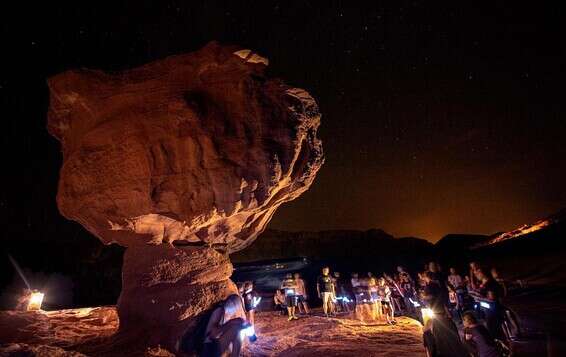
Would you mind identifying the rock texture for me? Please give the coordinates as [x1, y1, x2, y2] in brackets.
[48, 42, 323, 250]
[0, 307, 426, 357]
[47, 42, 323, 352]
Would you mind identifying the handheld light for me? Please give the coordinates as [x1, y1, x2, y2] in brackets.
[239, 324, 257, 343]
[252, 296, 262, 308]
[421, 308, 434, 326]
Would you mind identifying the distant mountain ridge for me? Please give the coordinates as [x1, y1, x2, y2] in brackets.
[232, 208, 566, 266]
[476, 208, 566, 247]
[231, 228, 435, 270]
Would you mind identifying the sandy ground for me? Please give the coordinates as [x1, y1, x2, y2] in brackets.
[0, 307, 425, 356]
[244, 311, 425, 357]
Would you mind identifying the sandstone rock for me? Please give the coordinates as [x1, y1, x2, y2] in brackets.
[48, 42, 323, 251]
[47, 42, 323, 352]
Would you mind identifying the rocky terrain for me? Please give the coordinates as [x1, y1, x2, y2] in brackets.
[0, 307, 425, 357]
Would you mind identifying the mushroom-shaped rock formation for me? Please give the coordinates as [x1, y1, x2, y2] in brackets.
[47, 42, 323, 352]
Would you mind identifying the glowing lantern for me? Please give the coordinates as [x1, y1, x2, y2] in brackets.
[27, 291, 44, 311]
[421, 308, 434, 326]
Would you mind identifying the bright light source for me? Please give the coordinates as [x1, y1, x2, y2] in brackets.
[240, 325, 255, 340]
[285, 289, 295, 296]
[421, 308, 434, 326]
[252, 296, 262, 308]
[479, 301, 491, 309]
[27, 291, 44, 311]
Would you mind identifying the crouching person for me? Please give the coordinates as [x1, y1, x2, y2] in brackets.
[202, 294, 247, 357]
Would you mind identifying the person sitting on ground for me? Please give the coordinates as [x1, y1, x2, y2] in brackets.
[317, 266, 335, 317]
[273, 289, 286, 315]
[281, 273, 299, 321]
[202, 294, 247, 357]
[463, 311, 502, 357]
[378, 277, 396, 324]
[242, 281, 258, 328]
[293, 272, 310, 315]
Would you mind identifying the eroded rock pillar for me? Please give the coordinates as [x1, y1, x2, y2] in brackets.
[117, 244, 237, 351]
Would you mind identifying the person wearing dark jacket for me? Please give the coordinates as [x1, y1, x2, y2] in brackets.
[463, 312, 501, 357]
[422, 309, 468, 357]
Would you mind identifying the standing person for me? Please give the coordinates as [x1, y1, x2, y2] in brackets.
[429, 262, 449, 307]
[281, 273, 298, 321]
[399, 273, 417, 313]
[378, 277, 396, 324]
[477, 271, 504, 300]
[469, 262, 481, 291]
[484, 290, 506, 341]
[490, 268, 507, 298]
[384, 273, 403, 313]
[447, 267, 465, 312]
[242, 281, 258, 328]
[351, 272, 367, 314]
[317, 266, 335, 317]
[422, 272, 447, 315]
[463, 312, 502, 357]
[367, 277, 381, 320]
[397, 266, 412, 283]
[201, 294, 247, 357]
[332, 272, 351, 313]
[293, 272, 310, 315]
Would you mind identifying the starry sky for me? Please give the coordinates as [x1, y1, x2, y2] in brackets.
[2, 1, 566, 243]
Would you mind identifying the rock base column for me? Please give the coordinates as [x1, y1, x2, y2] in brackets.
[116, 244, 237, 352]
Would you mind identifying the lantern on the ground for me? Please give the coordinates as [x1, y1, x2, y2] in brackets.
[27, 290, 44, 311]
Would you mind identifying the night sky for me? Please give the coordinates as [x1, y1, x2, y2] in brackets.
[2, 1, 566, 243]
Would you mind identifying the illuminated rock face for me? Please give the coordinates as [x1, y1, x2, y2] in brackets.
[47, 42, 323, 351]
